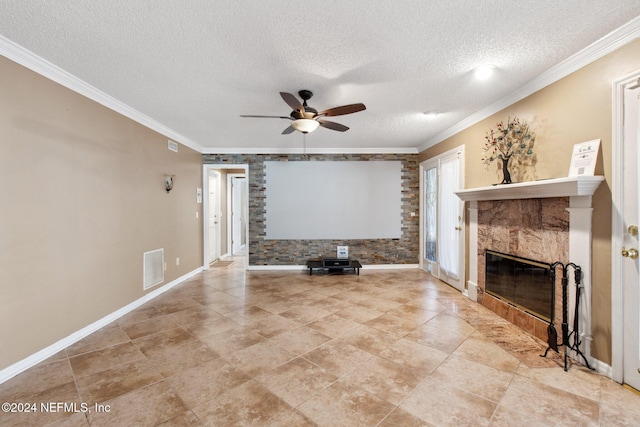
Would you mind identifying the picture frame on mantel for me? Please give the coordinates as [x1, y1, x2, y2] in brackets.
[568, 139, 600, 177]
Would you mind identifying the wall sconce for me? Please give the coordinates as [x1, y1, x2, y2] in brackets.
[164, 175, 175, 193]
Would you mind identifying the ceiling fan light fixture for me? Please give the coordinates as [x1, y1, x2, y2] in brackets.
[291, 118, 320, 133]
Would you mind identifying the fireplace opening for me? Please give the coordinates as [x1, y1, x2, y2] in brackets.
[485, 250, 553, 321]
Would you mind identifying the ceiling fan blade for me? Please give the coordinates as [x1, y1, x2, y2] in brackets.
[280, 92, 304, 112]
[318, 120, 349, 132]
[318, 103, 366, 117]
[282, 126, 295, 134]
[240, 115, 291, 119]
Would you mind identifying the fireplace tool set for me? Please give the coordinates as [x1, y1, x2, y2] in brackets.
[541, 262, 594, 371]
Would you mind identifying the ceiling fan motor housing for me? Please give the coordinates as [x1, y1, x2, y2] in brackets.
[298, 90, 313, 101]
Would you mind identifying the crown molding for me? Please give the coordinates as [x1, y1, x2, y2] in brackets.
[0, 35, 205, 154]
[419, 15, 640, 153]
[201, 146, 419, 155]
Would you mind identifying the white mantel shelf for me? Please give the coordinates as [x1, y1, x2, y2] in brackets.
[455, 176, 604, 202]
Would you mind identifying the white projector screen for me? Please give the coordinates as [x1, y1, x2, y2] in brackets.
[265, 161, 402, 239]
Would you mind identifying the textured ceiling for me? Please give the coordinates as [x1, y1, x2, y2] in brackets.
[1, 1, 640, 153]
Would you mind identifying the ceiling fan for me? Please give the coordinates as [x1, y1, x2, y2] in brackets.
[240, 90, 366, 134]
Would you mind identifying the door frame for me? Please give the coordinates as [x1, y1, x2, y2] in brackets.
[203, 164, 249, 269]
[611, 70, 640, 383]
[419, 145, 465, 291]
[206, 169, 221, 265]
[227, 173, 247, 255]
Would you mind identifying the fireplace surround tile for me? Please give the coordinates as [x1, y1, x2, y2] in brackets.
[477, 198, 570, 340]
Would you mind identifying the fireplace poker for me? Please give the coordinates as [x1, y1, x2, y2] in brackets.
[541, 261, 564, 358]
[565, 264, 594, 370]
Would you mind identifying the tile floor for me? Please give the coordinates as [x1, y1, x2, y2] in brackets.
[1, 255, 639, 426]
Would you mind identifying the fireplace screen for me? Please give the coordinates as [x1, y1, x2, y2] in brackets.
[485, 250, 552, 321]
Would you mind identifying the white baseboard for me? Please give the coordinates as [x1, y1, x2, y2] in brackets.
[246, 265, 307, 271]
[246, 264, 420, 271]
[464, 281, 478, 302]
[590, 357, 613, 378]
[364, 264, 420, 270]
[0, 267, 204, 385]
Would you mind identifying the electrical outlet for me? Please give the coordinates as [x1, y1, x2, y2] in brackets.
[176, 257, 180, 266]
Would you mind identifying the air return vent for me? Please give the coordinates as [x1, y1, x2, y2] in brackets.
[143, 249, 164, 290]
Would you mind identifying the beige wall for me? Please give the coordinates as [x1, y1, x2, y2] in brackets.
[0, 57, 203, 370]
[419, 38, 640, 364]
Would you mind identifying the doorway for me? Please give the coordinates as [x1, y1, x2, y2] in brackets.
[612, 71, 640, 391]
[228, 174, 247, 255]
[207, 170, 221, 265]
[420, 146, 465, 292]
[203, 164, 249, 267]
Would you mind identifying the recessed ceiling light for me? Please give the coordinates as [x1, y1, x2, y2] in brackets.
[423, 111, 439, 118]
[474, 65, 495, 81]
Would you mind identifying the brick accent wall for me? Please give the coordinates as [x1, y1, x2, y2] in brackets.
[203, 153, 419, 266]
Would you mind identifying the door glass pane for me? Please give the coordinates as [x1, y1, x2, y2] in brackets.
[424, 167, 437, 262]
[439, 156, 460, 278]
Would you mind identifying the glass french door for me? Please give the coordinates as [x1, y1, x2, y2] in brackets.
[421, 147, 465, 291]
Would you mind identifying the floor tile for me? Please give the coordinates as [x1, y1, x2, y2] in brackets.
[69, 341, 145, 378]
[0, 381, 81, 426]
[378, 338, 449, 375]
[166, 358, 249, 408]
[339, 354, 425, 405]
[0, 358, 74, 402]
[490, 375, 599, 426]
[304, 339, 374, 377]
[452, 331, 521, 373]
[198, 326, 266, 355]
[226, 340, 298, 377]
[297, 381, 395, 427]
[400, 374, 497, 426]
[403, 321, 472, 353]
[154, 410, 202, 426]
[428, 354, 514, 403]
[4, 256, 640, 426]
[132, 327, 197, 357]
[66, 323, 131, 357]
[598, 377, 640, 426]
[192, 379, 293, 426]
[247, 313, 302, 338]
[378, 407, 437, 427]
[338, 324, 400, 355]
[307, 313, 362, 338]
[75, 358, 163, 405]
[87, 381, 188, 427]
[256, 357, 338, 407]
[267, 325, 332, 355]
[144, 339, 220, 378]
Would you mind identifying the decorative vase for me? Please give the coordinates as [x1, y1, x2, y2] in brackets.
[501, 156, 512, 184]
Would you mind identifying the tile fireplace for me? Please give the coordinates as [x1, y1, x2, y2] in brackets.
[455, 176, 604, 365]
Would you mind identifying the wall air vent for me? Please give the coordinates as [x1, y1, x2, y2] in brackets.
[143, 248, 164, 290]
[168, 140, 179, 152]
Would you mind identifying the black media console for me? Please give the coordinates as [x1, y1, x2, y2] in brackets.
[306, 258, 362, 275]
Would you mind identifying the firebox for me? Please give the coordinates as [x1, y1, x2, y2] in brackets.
[485, 250, 553, 322]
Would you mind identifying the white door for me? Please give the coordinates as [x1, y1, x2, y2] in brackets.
[421, 147, 465, 291]
[208, 170, 221, 263]
[622, 82, 640, 391]
[231, 176, 245, 254]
